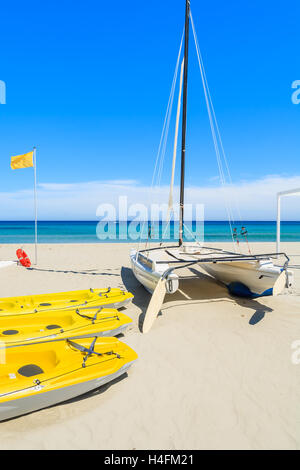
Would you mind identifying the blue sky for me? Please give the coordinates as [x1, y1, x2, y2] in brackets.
[0, 0, 300, 220]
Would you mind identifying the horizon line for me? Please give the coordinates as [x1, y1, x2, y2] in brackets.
[0, 220, 300, 223]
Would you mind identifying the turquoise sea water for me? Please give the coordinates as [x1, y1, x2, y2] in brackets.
[0, 221, 300, 244]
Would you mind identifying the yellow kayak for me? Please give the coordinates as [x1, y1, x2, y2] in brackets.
[0, 336, 137, 421]
[0, 288, 133, 316]
[0, 307, 133, 346]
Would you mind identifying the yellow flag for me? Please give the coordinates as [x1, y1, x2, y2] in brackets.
[11, 151, 34, 170]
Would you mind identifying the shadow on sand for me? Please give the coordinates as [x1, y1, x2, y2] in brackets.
[121, 265, 273, 331]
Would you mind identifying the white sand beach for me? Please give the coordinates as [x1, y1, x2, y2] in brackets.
[0, 242, 299, 450]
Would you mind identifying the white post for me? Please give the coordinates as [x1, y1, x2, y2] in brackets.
[276, 194, 281, 256]
[276, 187, 300, 258]
[33, 147, 38, 265]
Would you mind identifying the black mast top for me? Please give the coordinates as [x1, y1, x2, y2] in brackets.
[179, 0, 190, 246]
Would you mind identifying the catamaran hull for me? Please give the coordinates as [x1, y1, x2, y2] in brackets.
[201, 261, 291, 298]
[0, 361, 134, 422]
[130, 251, 179, 294]
[131, 248, 292, 298]
[131, 257, 162, 294]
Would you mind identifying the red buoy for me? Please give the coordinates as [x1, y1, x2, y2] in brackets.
[16, 249, 31, 268]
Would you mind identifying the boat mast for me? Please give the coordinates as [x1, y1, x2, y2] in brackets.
[179, 0, 190, 246]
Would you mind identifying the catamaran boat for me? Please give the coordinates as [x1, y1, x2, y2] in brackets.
[131, 244, 292, 298]
[130, 0, 294, 331]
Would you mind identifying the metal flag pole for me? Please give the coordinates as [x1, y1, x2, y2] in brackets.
[33, 146, 38, 264]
